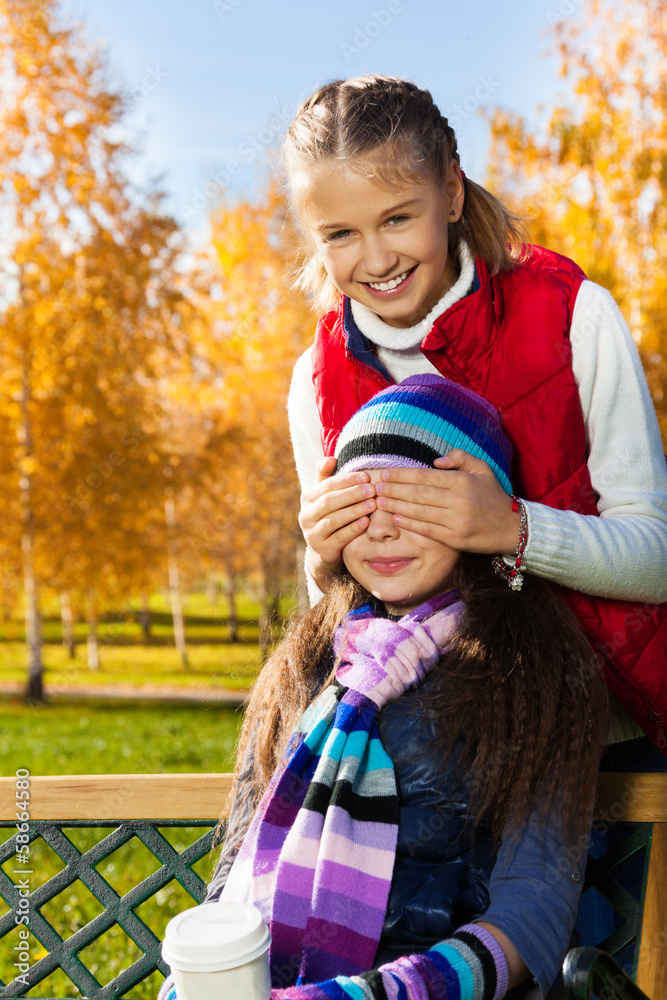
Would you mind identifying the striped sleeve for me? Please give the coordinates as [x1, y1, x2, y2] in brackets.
[271, 924, 509, 1000]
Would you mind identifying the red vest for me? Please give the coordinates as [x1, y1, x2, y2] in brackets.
[311, 246, 667, 752]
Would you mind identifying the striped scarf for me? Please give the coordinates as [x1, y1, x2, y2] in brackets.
[221, 590, 465, 987]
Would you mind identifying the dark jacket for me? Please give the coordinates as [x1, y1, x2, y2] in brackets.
[206, 662, 586, 997]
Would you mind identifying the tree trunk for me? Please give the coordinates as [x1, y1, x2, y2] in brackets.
[259, 578, 271, 658]
[61, 591, 76, 658]
[206, 573, 217, 604]
[225, 562, 239, 643]
[269, 589, 280, 626]
[295, 541, 309, 615]
[23, 528, 43, 701]
[165, 496, 189, 668]
[86, 595, 99, 670]
[139, 592, 151, 640]
[20, 356, 44, 702]
[1, 575, 14, 622]
[259, 572, 279, 657]
[87, 618, 99, 669]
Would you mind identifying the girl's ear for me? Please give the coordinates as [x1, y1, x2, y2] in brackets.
[444, 160, 465, 223]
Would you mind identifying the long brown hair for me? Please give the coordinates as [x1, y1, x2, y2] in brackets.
[229, 555, 607, 845]
[282, 75, 528, 314]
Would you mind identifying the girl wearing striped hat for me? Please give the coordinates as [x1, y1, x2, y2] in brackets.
[180, 374, 608, 1000]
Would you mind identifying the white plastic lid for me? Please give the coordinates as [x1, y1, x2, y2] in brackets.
[162, 903, 271, 973]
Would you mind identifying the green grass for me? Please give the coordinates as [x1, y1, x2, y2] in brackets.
[1, 587, 298, 691]
[0, 698, 243, 776]
[0, 698, 243, 997]
[1, 642, 261, 690]
[1, 588, 295, 646]
[0, 587, 298, 996]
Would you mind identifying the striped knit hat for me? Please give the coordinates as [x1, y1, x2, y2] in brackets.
[335, 373, 514, 494]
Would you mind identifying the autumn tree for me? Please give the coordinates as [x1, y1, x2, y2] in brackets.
[148, 384, 248, 667]
[486, 0, 667, 436]
[0, 0, 188, 695]
[183, 183, 313, 640]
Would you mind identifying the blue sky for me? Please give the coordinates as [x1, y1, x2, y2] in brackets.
[62, 0, 579, 240]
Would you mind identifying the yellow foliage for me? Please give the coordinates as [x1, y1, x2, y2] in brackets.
[486, 0, 667, 437]
[161, 182, 314, 590]
[0, 0, 316, 655]
[0, 0, 191, 616]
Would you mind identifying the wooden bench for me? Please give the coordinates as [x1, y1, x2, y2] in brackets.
[0, 772, 665, 999]
[563, 773, 667, 999]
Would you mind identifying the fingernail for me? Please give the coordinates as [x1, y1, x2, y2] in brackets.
[375, 482, 384, 494]
[362, 484, 373, 497]
[377, 496, 386, 508]
[357, 473, 368, 484]
[358, 517, 368, 527]
[364, 500, 375, 511]
[381, 470, 389, 480]
[393, 515, 402, 524]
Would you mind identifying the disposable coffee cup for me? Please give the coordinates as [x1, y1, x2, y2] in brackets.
[162, 902, 271, 1000]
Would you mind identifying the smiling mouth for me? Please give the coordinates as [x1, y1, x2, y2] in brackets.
[365, 266, 416, 292]
[366, 557, 414, 574]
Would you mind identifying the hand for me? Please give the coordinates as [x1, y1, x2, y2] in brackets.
[374, 449, 521, 555]
[299, 457, 377, 590]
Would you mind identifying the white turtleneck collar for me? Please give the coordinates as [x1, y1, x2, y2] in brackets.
[349, 241, 475, 350]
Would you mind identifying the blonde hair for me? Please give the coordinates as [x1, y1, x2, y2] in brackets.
[282, 75, 527, 314]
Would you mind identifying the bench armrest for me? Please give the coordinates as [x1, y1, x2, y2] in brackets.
[563, 947, 653, 1000]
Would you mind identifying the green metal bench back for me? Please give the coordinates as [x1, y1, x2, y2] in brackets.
[0, 817, 656, 998]
[577, 823, 653, 978]
[0, 819, 220, 1000]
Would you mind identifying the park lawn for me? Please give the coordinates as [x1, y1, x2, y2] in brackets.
[0, 697, 243, 775]
[0, 588, 296, 646]
[0, 589, 294, 996]
[0, 698, 242, 997]
[0, 608, 261, 648]
[0, 587, 297, 692]
[0, 641, 261, 690]
[36, 618, 261, 644]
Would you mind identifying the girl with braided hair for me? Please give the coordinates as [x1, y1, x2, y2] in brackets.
[286, 75, 667, 756]
[161, 375, 608, 1000]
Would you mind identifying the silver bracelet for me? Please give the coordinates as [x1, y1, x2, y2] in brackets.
[492, 496, 527, 591]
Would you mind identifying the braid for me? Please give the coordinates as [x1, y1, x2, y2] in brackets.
[427, 554, 608, 843]
[282, 74, 527, 313]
